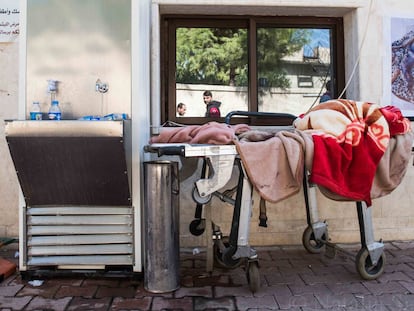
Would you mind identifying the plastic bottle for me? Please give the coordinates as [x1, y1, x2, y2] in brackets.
[30, 102, 42, 120]
[48, 100, 61, 120]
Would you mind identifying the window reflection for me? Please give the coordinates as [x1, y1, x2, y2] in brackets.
[169, 19, 340, 123]
[175, 27, 248, 117]
[257, 28, 332, 115]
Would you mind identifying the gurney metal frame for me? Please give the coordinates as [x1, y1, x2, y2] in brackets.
[302, 179, 385, 280]
[225, 111, 386, 280]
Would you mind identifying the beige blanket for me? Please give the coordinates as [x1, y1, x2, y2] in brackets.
[235, 130, 314, 203]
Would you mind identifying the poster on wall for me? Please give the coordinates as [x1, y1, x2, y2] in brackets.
[391, 17, 414, 118]
[0, 0, 19, 42]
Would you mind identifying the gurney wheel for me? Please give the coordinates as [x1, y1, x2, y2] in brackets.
[302, 226, 326, 254]
[213, 237, 242, 269]
[192, 187, 212, 205]
[247, 261, 260, 293]
[189, 219, 206, 236]
[355, 248, 386, 280]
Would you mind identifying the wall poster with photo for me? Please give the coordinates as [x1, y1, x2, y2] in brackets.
[391, 17, 414, 119]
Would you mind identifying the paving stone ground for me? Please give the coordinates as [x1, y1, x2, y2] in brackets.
[1, 241, 414, 310]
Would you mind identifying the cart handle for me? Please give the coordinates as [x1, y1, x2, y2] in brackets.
[144, 145, 186, 157]
[224, 110, 297, 125]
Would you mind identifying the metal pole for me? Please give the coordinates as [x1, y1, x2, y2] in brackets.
[143, 161, 180, 293]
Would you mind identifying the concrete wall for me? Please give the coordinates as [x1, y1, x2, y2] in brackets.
[0, 41, 20, 238]
[2, 0, 414, 250]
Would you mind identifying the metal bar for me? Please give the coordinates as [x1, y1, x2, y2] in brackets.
[28, 225, 133, 236]
[28, 215, 133, 226]
[28, 235, 133, 246]
[28, 255, 133, 266]
[28, 244, 133, 256]
[27, 207, 132, 215]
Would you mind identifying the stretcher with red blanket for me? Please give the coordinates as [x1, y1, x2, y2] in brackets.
[236, 101, 413, 281]
[294, 100, 413, 280]
[145, 100, 413, 292]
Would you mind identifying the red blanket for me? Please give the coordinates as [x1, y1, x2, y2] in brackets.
[294, 99, 411, 206]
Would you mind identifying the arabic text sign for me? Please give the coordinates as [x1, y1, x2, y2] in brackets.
[0, 1, 19, 42]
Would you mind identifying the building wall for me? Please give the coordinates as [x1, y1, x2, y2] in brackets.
[151, 0, 414, 247]
[1, 0, 414, 249]
[0, 40, 20, 238]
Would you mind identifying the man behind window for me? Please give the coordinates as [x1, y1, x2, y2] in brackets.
[176, 102, 187, 116]
[203, 90, 221, 117]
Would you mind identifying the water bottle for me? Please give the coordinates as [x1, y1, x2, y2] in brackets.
[48, 100, 61, 120]
[30, 102, 42, 120]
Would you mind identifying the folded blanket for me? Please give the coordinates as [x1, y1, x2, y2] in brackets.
[150, 122, 251, 145]
[294, 99, 412, 206]
[235, 130, 309, 203]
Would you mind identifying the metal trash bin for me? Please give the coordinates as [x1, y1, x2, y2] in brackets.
[143, 161, 180, 293]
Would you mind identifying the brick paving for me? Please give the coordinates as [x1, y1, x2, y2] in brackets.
[2, 242, 414, 310]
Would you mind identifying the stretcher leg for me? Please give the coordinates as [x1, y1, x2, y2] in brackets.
[212, 225, 241, 269]
[224, 160, 257, 261]
[302, 172, 328, 254]
[205, 201, 214, 273]
[233, 166, 257, 260]
[355, 201, 386, 280]
[223, 159, 259, 293]
[302, 169, 386, 280]
[189, 160, 208, 236]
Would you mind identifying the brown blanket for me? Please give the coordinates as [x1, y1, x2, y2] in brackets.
[235, 130, 314, 203]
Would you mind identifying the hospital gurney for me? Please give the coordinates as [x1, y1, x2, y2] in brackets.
[145, 108, 410, 292]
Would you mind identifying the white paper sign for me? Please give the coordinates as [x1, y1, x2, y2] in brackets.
[0, 0, 19, 42]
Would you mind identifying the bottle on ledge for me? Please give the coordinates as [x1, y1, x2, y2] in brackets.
[48, 100, 61, 120]
[30, 101, 42, 120]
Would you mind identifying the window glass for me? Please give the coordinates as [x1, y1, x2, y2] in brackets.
[175, 27, 248, 118]
[164, 17, 343, 124]
[257, 28, 333, 115]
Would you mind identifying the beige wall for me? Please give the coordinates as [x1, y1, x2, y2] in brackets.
[0, 41, 19, 237]
[157, 0, 414, 247]
[2, 0, 414, 249]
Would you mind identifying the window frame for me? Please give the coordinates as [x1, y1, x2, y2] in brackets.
[161, 15, 345, 125]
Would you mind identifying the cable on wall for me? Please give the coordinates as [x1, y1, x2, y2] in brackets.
[338, 0, 374, 99]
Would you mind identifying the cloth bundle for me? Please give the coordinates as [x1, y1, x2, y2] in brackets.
[294, 99, 413, 206]
[149, 100, 413, 207]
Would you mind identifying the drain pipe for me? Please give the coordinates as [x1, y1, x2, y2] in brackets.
[150, 2, 161, 135]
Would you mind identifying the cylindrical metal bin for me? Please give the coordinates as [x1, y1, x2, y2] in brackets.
[143, 161, 180, 293]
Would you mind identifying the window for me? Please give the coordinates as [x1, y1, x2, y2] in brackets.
[161, 16, 344, 124]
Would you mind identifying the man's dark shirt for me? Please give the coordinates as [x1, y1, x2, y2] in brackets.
[205, 100, 221, 117]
